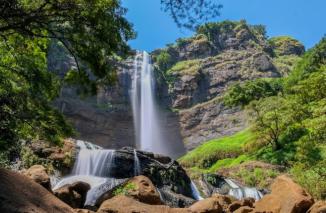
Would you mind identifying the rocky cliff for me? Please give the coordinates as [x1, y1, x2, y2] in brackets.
[152, 20, 304, 150]
[49, 20, 304, 152]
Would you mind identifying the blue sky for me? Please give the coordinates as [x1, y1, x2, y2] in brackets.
[122, 0, 325, 52]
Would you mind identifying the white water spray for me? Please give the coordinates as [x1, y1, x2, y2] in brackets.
[225, 179, 263, 200]
[131, 51, 165, 154]
[72, 141, 115, 177]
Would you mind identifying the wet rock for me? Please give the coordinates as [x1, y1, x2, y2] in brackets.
[111, 147, 193, 200]
[54, 181, 91, 208]
[158, 188, 196, 208]
[0, 168, 74, 213]
[23, 165, 52, 192]
[97, 195, 190, 213]
[254, 175, 314, 213]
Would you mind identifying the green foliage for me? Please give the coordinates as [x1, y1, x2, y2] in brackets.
[273, 55, 302, 76]
[167, 59, 202, 76]
[233, 168, 279, 189]
[207, 154, 252, 173]
[155, 50, 174, 71]
[291, 161, 326, 200]
[0, 0, 135, 161]
[179, 129, 254, 169]
[113, 183, 136, 196]
[223, 78, 283, 107]
[269, 36, 305, 57]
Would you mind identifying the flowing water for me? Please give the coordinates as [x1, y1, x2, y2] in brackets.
[133, 149, 141, 176]
[190, 181, 204, 200]
[225, 179, 263, 200]
[131, 51, 166, 155]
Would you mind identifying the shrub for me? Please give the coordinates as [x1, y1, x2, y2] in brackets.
[113, 183, 136, 196]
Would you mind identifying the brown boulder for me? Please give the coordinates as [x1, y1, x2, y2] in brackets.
[97, 195, 190, 213]
[0, 168, 74, 213]
[234, 206, 254, 213]
[211, 194, 235, 211]
[254, 175, 314, 213]
[229, 198, 255, 212]
[75, 209, 95, 213]
[54, 181, 91, 208]
[127, 175, 162, 205]
[307, 201, 326, 213]
[189, 197, 224, 213]
[23, 165, 52, 192]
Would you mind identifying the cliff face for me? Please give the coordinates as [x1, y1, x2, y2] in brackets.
[49, 20, 304, 152]
[152, 20, 304, 150]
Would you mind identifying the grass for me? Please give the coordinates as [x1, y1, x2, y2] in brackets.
[167, 59, 201, 76]
[179, 129, 255, 169]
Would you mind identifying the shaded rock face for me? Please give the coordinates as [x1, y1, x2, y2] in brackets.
[254, 175, 314, 213]
[126, 175, 162, 205]
[0, 168, 74, 213]
[54, 181, 91, 208]
[23, 165, 52, 192]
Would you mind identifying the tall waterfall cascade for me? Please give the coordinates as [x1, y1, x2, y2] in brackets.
[131, 51, 166, 155]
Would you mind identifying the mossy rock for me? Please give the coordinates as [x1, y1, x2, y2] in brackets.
[269, 36, 305, 56]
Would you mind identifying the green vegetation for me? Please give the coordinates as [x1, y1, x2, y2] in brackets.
[179, 129, 254, 169]
[232, 168, 279, 189]
[113, 183, 137, 196]
[0, 0, 135, 164]
[223, 78, 283, 107]
[230, 37, 325, 198]
[269, 36, 305, 56]
[181, 37, 325, 199]
[273, 55, 302, 75]
[167, 59, 202, 76]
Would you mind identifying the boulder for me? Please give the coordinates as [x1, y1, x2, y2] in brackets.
[158, 188, 195, 208]
[74, 209, 95, 213]
[97, 195, 190, 213]
[126, 175, 162, 205]
[307, 201, 326, 213]
[234, 206, 254, 213]
[23, 165, 52, 192]
[189, 197, 224, 213]
[228, 198, 255, 212]
[0, 168, 74, 213]
[253, 175, 314, 213]
[211, 194, 235, 210]
[54, 181, 91, 208]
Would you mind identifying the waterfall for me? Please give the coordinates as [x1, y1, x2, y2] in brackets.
[190, 181, 204, 200]
[72, 148, 115, 177]
[225, 179, 263, 200]
[131, 51, 165, 154]
[133, 149, 141, 176]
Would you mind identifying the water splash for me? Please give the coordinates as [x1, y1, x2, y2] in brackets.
[72, 149, 115, 177]
[225, 179, 263, 200]
[133, 149, 141, 176]
[190, 181, 204, 200]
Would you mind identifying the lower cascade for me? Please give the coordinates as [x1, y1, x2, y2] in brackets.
[225, 179, 263, 200]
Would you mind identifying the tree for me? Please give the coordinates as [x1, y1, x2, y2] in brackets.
[0, 0, 135, 88]
[161, 0, 223, 30]
[0, 0, 135, 152]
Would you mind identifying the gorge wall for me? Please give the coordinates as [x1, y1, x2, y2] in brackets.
[49, 20, 304, 153]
